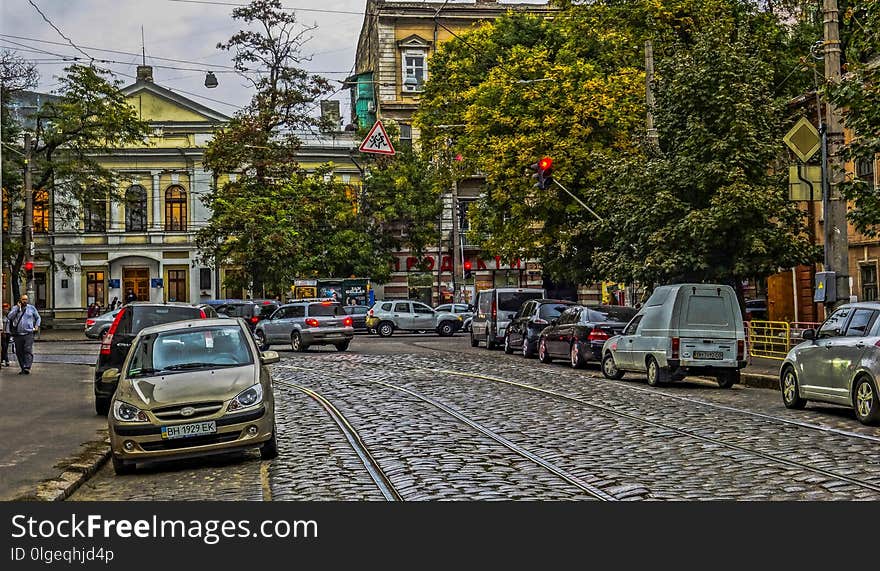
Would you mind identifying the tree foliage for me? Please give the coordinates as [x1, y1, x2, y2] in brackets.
[829, 0, 880, 234]
[416, 0, 818, 288]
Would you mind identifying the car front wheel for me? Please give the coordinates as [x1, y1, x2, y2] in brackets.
[112, 455, 135, 475]
[260, 428, 278, 460]
[437, 321, 455, 337]
[504, 333, 514, 354]
[854, 376, 880, 425]
[602, 352, 625, 380]
[781, 366, 807, 409]
[538, 338, 552, 363]
[254, 330, 270, 351]
[95, 396, 110, 416]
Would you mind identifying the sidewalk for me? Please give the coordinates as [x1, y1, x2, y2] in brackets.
[34, 328, 94, 343]
[0, 355, 105, 500]
[741, 356, 781, 390]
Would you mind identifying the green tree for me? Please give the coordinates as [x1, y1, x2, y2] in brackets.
[2, 62, 150, 299]
[199, 0, 331, 293]
[829, 1, 880, 234]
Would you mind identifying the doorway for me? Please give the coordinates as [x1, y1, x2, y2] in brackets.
[122, 267, 150, 301]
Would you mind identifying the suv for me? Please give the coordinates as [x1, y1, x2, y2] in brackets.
[254, 301, 354, 352]
[366, 301, 463, 337]
[504, 299, 576, 357]
[217, 300, 279, 331]
[94, 303, 208, 415]
[471, 288, 546, 349]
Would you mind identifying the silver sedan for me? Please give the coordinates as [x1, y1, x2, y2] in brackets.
[781, 302, 880, 424]
[84, 309, 121, 339]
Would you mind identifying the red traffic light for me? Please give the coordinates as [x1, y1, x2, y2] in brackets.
[23, 261, 34, 271]
[464, 260, 473, 271]
[538, 157, 553, 170]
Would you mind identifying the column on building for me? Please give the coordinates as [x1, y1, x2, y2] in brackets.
[151, 171, 162, 230]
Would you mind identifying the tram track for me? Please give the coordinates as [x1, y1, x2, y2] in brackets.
[276, 366, 616, 501]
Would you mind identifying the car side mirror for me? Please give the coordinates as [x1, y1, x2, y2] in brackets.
[260, 351, 280, 365]
[101, 368, 120, 383]
[801, 329, 816, 341]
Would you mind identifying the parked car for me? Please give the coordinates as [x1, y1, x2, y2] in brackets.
[94, 303, 209, 415]
[84, 309, 121, 339]
[254, 300, 354, 352]
[105, 318, 278, 474]
[216, 300, 279, 331]
[504, 299, 576, 357]
[435, 303, 475, 332]
[745, 298, 768, 321]
[537, 305, 639, 368]
[196, 303, 222, 318]
[470, 288, 546, 349]
[601, 284, 746, 388]
[781, 302, 880, 424]
[343, 305, 370, 332]
[202, 299, 241, 307]
[366, 300, 463, 337]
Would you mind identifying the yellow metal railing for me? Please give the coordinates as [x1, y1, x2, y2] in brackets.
[746, 320, 791, 360]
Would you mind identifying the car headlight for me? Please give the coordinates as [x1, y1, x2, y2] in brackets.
[228, 384, 263, 412]
[113, 400, 148, 423]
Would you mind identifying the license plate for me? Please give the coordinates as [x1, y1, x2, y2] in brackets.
[161, 421, 216, 440]
[694, 351, 724, 360]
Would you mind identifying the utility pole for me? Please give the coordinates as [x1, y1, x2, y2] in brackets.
[823, 0, 850, 308]
[451, 179, 460, 302]
[23, 132, 35, 302]
[645, 40, 659, 152]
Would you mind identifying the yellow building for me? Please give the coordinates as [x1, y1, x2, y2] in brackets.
[34, 65, 361, 324]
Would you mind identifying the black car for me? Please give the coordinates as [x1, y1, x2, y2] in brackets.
[537, 305, 639, 368]
[343, 305, 370, 332]
[94, 303, 208, 415]
[216, 300, 280, 331]
[504, 299, 576, 357]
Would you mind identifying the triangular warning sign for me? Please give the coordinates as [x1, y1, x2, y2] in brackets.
[359, 120, 396, 155]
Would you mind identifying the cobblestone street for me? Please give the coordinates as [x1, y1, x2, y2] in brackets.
[69, 334, 880, 501]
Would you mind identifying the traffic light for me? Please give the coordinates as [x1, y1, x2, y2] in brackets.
[463, 260, 473, 280]
[529, 157, 554, 190]
[23, 261, 34, 271]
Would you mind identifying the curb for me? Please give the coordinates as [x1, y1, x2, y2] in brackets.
[14, 429, 110, 501]
[741, 372, 780, 391]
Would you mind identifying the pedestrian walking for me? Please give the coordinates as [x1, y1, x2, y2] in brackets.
[5, 295, 41, 374]
[110, 296, 119, 311]
[125, 288, 137, 304]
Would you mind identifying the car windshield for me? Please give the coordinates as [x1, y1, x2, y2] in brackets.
[498, 292, 544, 312]
[309, 302, 343, 316]
[584, 306, 639, 323]
[539, 304, 571, 319]
[127, 325, 254, 377]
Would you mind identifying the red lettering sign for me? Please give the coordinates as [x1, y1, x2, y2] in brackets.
[406, 257, 419, 271]
[477, 258, 487, 270]
[441, 256, 453, 272]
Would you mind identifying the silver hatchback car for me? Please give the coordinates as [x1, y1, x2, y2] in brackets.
[254, 301, 354, 352]
[781, 302, 880, 424]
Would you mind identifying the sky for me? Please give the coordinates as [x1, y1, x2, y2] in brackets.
[0, 0, 369, 121]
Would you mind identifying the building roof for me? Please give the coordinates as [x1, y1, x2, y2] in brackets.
[120, 74, 232, 123]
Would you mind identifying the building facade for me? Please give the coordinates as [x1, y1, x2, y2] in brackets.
[350, 0, 555, 305]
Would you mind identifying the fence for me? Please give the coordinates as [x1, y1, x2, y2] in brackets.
[746, 320, 821, 361]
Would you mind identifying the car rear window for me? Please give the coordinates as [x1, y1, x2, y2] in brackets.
[120, 306, 202, 335]
[498, 292, 544, 312]
[219, 304, 252, 318]
[254, 304, 278, 317]
[684, 296, 730, 326]
[381, 303, 392, 311]
[345, 306, 368, 315]
[538, 304, 571, 319]
[583, 306, 639, 323]
[309, 303, 344, 316]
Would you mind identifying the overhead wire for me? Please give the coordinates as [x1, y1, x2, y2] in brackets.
[26, 0, 93, 61]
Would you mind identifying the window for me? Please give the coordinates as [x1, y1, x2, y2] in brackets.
[539, 303, 572, 321]
[167, 269, 187, 302]
[478, 293, 491, 314]
[498, 291, 543, 312]
[623, 315, 643, 336]
[861, 264, 877, 302]
[199, 268, 212, 290]
[819, 307, 851, 337]
[165, 186, 187, 231]
[381, 302, 393, 312]
[845, 309, 878, 337]
[125, 185, 147, 232]
[399, 123, 413, 150]
[33, 190, 48, 233]
[308, 303, 344, 317]
[86, 271, 105, 306]
[494, 270, 522, 288]
[856, 158, 875, 190]
[413, 303, 434, 314]
[394, 302, 411, 313]
[402, 50, 426, 92]
[84, 198, 107, 232]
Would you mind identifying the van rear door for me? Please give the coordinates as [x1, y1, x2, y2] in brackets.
[677, 286, 742, 365]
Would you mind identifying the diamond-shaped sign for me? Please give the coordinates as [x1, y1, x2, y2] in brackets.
[783, 117, 821, 163]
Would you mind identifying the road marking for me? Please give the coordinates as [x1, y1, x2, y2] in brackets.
[260, 461, 272, 501]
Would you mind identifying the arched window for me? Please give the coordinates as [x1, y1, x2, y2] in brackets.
[165, 186, 187, 232]
[125, 185, 147, 232]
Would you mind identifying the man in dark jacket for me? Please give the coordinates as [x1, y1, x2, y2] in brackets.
[6, 295, 41, 374]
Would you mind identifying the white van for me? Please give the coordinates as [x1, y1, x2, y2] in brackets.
[600, 284, 746, 388]
[471, 288, 545, 349]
